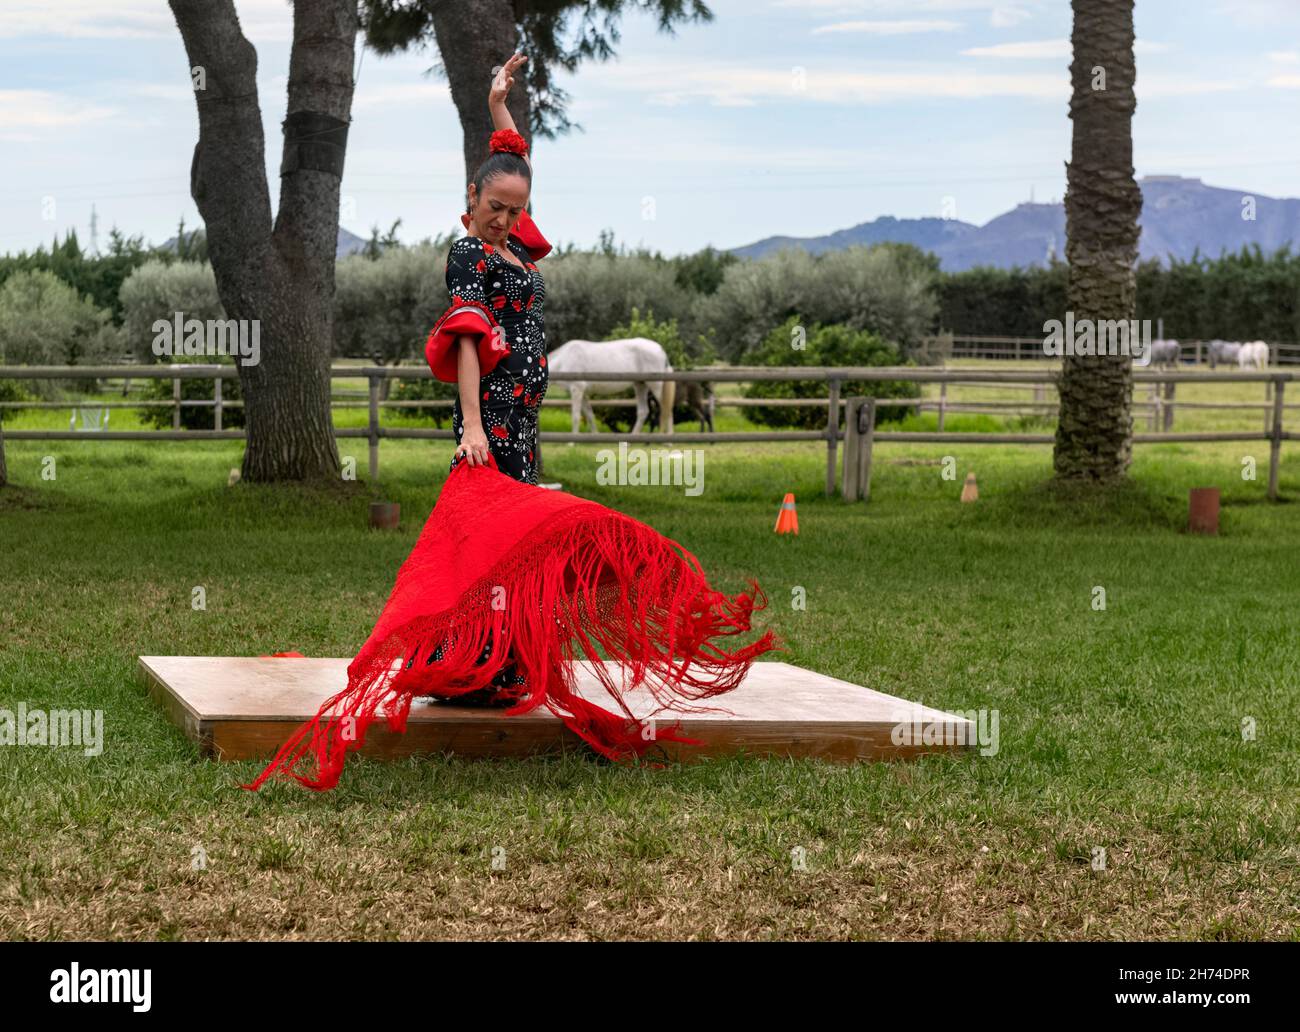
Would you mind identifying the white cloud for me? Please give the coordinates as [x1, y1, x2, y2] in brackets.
[592, 58, 1065, 105]
[1268, 74, 1300, 88]
[811, 20, 962, 35]
[1139, 76, 1246, 97]
[774, 0, 1039, 10]
[1267, 51, 1299, 63]
[962, 39, 1169, 59]
[963, 39, 1067, 59]
[120, 83, 196, 102]
[0, 90, 117, 139]
[1211, 1, 1300, 27]
[0, 0, 295, 43]
[352, 83, 448, 111]
[991, 6, 1032, 28]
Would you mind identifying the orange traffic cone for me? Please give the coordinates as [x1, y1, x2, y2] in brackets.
[960, 472, 978, 503]
[775, 492, 799, 534]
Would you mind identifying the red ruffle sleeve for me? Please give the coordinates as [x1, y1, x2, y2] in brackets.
[425, 237, 512, 383]
[424, 298, 510, 383]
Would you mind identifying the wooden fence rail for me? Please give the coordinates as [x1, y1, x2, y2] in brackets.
[0, 364, 1293, 500]
[921, 334, 1300, 365]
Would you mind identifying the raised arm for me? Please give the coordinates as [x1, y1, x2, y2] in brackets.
[488, 52, 531, 174]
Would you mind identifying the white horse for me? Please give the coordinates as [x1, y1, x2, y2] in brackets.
[546, 337, 676, 436]
[1206, 339, 1241, 370]
[1150, 339, 1181, 369]
[1238, 340, 1270, 370]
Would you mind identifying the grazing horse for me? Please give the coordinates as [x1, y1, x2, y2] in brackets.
[546, 337, 676, 436]
[1206, 339, 1241, 370]
[1150, 339, 1181, 369]
[1238, 340, 1270, 370]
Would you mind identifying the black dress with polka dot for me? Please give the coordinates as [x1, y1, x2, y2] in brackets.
[444, 233, 548, 486]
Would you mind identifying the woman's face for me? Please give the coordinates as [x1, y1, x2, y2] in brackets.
[468, 173, 530, 246]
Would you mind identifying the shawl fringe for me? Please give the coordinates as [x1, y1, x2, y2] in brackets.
[243, 505, 782, 791]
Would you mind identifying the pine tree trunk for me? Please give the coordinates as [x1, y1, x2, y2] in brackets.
[1053, 0, 1142, 482]
[170, 0, 355, 482]
[428, 0, 531, 192]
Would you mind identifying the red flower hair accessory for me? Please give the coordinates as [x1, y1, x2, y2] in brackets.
[489, 128, 529, 157]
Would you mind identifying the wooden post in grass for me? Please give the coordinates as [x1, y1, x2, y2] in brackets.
[368, 375, 380, 481]
[1162, 379, 1176, 431]
[937, 382, 948, 431]
[859, 398, 876, 502]
[213, 376, 223, 432]
[172, 376, 181, 430]
[825, 377, 840, 497]
[1268, 380, 1285, 501]
[841, 397, 859, 500]
[841, 397, 876, 502]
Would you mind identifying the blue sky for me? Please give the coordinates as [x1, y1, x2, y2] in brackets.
[1, 0, 1297, 257]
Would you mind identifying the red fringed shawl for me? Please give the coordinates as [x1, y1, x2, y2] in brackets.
[243, 454, 783, 791]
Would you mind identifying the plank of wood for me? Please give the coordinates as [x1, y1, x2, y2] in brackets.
[138, 655, 977, 764]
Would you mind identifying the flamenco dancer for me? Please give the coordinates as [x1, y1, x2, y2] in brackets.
[244, 54, 782, 792]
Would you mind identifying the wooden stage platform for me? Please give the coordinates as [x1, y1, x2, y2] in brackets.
[138, 655, 976, 764]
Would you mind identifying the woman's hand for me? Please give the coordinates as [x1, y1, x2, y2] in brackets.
[455, 422, 492, 467]
[489, 52, 526, 108]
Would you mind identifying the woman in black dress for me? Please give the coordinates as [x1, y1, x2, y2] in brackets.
[442, 226, 547, 484]
[420, 53, 550, 703]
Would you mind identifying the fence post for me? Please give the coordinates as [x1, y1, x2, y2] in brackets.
[825, 377, 840, 497]
[1263, 380, 1273, 434]
[1268, 379, 1285, 501]
[859, 398, 876, 502]
[840, 397, 876, 502]
[938, 382, 948, 431]
[1148, 384, 1157, 431]
[172, 375, 181, 430]
[841, 397, 861, 500]
[213, 376, 223, 432]
[368, 374, 380, 481]
[1162, 379, 1176, 431]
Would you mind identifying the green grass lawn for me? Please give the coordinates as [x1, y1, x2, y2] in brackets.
[0, 387, 1298, 940]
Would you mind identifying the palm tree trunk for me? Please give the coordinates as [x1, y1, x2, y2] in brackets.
[1053, 0, 1143, 481]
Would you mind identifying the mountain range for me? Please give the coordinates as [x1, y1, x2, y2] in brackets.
[162, 225, 368, 258]
[729, 176, 1300, 271]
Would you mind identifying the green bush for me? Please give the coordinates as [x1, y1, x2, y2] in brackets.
[0, 379, 31, 423]
[699, 243, 940, 363]
[0, 270, 120, 396]
[334, 242, 445, 363]
[118, 259, 223, 362]
[388, 376, 457, 426]
[740, 316, 920, 430]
